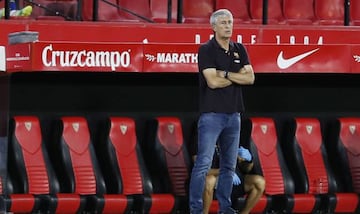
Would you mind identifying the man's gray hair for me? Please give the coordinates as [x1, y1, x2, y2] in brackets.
[210, 9, 233, 26]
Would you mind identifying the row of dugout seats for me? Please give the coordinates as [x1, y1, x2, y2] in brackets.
[5, 0, 360, 25]
[0, 115, 360, 213]
[183, 0, 358, 25]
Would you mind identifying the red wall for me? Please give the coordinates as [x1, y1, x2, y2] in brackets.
[1, 20, 360, 46]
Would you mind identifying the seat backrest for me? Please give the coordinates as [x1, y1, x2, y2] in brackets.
[145, 117, 191, 196]
[314, 0, 344, 25]
[82, 0, 125, 21]
[246, 117, 294, 195]
[97, 117, 175, 213]
[150, 0, 178, 23]
[97, 117, 151, 195]
[326, 118, 360, 193]
[182, 0, 214, 23]
[285, 118, 360, 213]
[117, 0, 152, 22]
[6, 116, 60, 213]
[351, 0, 360, 25]
[8, 116, 58, 195]
[249, 0, 285, 24]
[283, 118, 337, 194]
[52, 117, 131, 214]
[42, 1, 77, 20]
[52, 116, 106, 195]
[247, 118, 322, 213]
[283, 0, 316, 24]
[215, 0, 251, 23]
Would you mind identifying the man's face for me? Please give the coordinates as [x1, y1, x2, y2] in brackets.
[213, 15, 233, 39]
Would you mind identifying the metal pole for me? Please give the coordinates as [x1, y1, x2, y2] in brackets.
[177, 0, 182, 23]
[92, 0, 98, 21]
[76, 0, 83, 21]
[344, 0, 350, 26]
[4, 0, 9, 19]
[167, 0, 172, 23]
[262, 0, 268, 25]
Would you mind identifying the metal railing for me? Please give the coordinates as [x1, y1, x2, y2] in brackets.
[1, 0, 353, 26]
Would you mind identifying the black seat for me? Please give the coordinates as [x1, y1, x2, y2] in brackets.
[282, 117, 359, 213]
[245, 117, 321, 213]
[7, 116, 83, 213]
[50, 116, 132, 213]
[95, 116, 176, 213]
[325, 117, 360, 212]
[145, 116, 191, 213]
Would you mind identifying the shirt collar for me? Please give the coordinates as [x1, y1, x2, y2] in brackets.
[211, 37, 235, 52]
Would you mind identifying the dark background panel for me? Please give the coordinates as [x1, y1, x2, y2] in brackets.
[8, 72, 360, 116]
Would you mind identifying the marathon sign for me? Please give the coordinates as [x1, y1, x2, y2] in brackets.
[143, 44, 199, 72]
[5, 41, 360, 73]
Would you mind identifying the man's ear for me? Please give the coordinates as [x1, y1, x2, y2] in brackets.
[212, 25, 216, 32]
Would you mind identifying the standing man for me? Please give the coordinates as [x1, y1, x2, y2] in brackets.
[189, 9, 255, 214]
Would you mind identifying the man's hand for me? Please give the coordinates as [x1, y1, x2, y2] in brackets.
[238, 146, 252, 162]
[232, 172, 241, 185]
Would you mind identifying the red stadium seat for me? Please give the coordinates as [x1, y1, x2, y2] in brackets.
[7, 116, 82, 213]
[215, 0, 251, 24]
[95, 117, 176, 213]
[145, 117, 191, 213]
[249, 0, 286, 24]
[182, 0, 215, 23]
[50, 116, 132, 213]
[81, 0, 127, 22]
[351, 0, 360, 25]
[314, 0, 344, 25]
[150, 0, 178, 23]
[117, 0, 153, 22]
[283, 118, 359, 213]
[326, 118, 360, 196]
[245, 117, 321, 213]
[283, 0, 317, 25]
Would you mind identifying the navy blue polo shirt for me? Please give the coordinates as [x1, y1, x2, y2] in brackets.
[198, 37, 250, 113]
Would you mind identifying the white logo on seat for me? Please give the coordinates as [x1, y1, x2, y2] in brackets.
[277, 48, 319, 69]
[72, 123, 79, 132]
[349, 125, 356, 134]
[167, 124, 174, 134]
[120, 125, 127, 135]
[306, 125, 313, 134]
[260, 125, 267, 134]
[25, 122, 32, 131]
